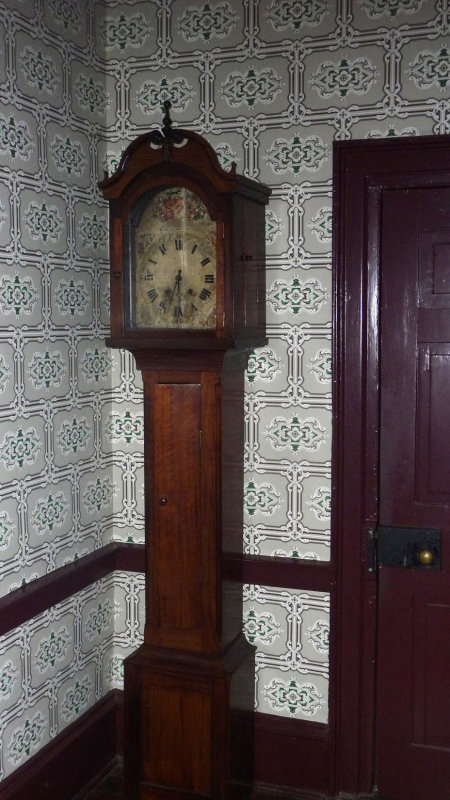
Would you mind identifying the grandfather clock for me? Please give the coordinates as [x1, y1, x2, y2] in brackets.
[100, 103, 270, 800]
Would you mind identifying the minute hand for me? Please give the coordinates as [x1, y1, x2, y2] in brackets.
[169, 269, 182, 305]
[172, 269, 183, 321]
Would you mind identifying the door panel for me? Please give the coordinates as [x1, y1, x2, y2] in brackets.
[377, 187, 450, 799]
[414, 599, 450, 746]
[378, 571, 450, 799]
[416, 345, 450, 502]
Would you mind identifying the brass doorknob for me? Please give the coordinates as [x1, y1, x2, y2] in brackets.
[417, 548, 434, 566]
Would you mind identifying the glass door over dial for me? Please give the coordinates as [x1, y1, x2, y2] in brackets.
[130, 186, 217, 331]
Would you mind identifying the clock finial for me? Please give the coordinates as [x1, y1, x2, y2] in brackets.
[161, 100, 174, 138]
[149, 99, 184, 159]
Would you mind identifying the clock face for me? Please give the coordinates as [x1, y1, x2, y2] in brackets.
[131, 187, 217, 330]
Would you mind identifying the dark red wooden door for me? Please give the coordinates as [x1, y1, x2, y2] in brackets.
[376, 186, 450, 799]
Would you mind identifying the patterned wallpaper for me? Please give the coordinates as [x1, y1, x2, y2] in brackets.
[0, 571, 144, 780]
[0, 0, 449, 783]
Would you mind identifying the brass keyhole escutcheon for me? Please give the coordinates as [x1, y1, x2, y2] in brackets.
[418, 548, 434, 566]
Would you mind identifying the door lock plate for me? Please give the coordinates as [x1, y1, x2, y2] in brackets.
[370, 526, 441, 570]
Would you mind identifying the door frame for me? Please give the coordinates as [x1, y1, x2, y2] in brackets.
[330, 134, 450, 797]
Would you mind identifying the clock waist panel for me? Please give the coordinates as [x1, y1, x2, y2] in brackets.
[143, 624, 223, 655]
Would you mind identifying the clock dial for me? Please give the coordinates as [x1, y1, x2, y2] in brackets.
[132, 187, 217, 330]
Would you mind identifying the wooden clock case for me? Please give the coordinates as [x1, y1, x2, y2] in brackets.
[100, 105, 270, 800]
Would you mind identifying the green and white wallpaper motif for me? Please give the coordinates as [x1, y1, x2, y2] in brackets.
[0, 0, 449, 781]
[0, 571, 144, 779]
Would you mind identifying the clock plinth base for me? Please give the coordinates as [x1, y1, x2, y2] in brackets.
[137, 784, 252, 800]
[124, 637, 255, 800]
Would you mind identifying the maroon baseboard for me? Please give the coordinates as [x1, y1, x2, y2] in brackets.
[255, 713, 330, 798]
[0, 690, 122, 800]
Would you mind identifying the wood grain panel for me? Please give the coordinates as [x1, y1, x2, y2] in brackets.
[153, 382, 202, 632]
[142, 678, 211, 794]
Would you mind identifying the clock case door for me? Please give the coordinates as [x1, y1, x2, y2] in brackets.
[100, 126, 271, 352]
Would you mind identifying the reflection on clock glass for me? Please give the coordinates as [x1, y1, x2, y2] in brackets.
[133, 187, 217, 330]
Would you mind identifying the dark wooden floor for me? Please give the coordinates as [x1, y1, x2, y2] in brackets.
[81, 765, 302, 800]
[83, 764, 124, 799]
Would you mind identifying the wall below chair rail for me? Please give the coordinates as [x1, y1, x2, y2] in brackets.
[0, 690, 122, 800]
[0, 545, 332, 799]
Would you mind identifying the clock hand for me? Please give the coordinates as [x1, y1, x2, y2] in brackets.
[172, 270, 184, 322]
[174, 269, 182, 300]
[166, 269, 182, 307]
